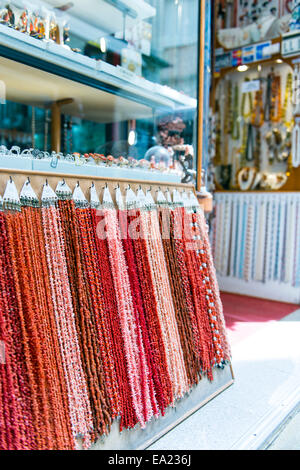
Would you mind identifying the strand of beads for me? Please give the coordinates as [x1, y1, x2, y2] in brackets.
[22, 205, 74, 449]
[91, 208, 137, 431]
[75, 207, 121, 420]
[0, 212, 32, 450]
[171, 208, 203, 376]
[101, 205, 148, 429]
[195, 208, 231, 362]
[129, 207, 173, 414]
[5, 209, 53, 449]
[158, 206, 201, 388]
[58, 199, 111, 438]
[119, 208, 159, 422]
[141, 205, 189, 399]
[41, 203, 94, 449]
[179, 207, 215, 380]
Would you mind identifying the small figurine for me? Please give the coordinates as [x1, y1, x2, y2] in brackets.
[128, 156, 138, 168]
[149, 155, 157, 170]
[73, 152, 84, 166]
[49, 20, 58, 42]
[138, 158, 150, 170]
[15, 9, 29, 33]
[63, 25, 70, 44]
[106, 154, 115, 166]
[28, 9, 47, 40]
[158, 159, 167, 172]
[92, 153, 106, 164]
[37, 19, 46, 39]
[0, 4, 15, 26]
[117, 156, 128, 167]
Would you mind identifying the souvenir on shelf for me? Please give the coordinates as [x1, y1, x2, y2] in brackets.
[29, 8, 46, 39]
[0, 2, 14, 26]
[0, 144, 185, 179]
[121, 47, 142, 76]
[115, 20, 152, 56]
[216, 0, 293, 50]
[0, 1, 70, 46]
[14, 5, 28, 33]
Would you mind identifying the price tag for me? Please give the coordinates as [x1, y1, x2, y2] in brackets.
[282, 33, 300, 57]
[242, 80, 260, 94]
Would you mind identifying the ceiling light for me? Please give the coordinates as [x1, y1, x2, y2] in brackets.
[128, 130, 137, 146]
[237, 65, 249, 72]
[100, 37, 107, 53]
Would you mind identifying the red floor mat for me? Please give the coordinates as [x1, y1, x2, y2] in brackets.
[221, 292, 298, 345]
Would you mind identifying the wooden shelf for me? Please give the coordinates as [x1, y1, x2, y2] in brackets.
[214, 37, 291, 76]
[216, 36, 281, 54]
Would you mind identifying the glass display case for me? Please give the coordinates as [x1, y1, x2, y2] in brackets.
[0, 4, 237, 451]
[0, 0, 204, 185]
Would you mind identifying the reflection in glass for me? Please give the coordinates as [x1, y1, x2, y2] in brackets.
[0, 0, 200, 181]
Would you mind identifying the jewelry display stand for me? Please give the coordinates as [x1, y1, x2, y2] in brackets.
[210, 4, 300, 302]
[92, 366, 233, 450]
[0, 167, 234, 450]
[0, 2, 234, 450]
[212, 191, 300, 303]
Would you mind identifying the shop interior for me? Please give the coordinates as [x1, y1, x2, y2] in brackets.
[0, 0, 199, 184]
[210, 1, 300, 306]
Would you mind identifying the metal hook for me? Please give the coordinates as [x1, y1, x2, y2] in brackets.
[62, 179, 66, 186]
[91, 182, 95, 188]
[45, 179, 48, 186]
[147, 186, 152, 193]
[126, 184, 131, 190]
[76, 181, 80, 187]
[26, 177, 30, 185]
[9, 176, 12, 183]
[114, 183, 120, 190]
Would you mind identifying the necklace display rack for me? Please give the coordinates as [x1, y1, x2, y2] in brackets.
[0, 167, 234, 451]
[213, 61, 298, 192]
[212, 191, 300, 304]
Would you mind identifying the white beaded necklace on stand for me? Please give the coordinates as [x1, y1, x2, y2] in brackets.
[292, 118, 300, 168]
